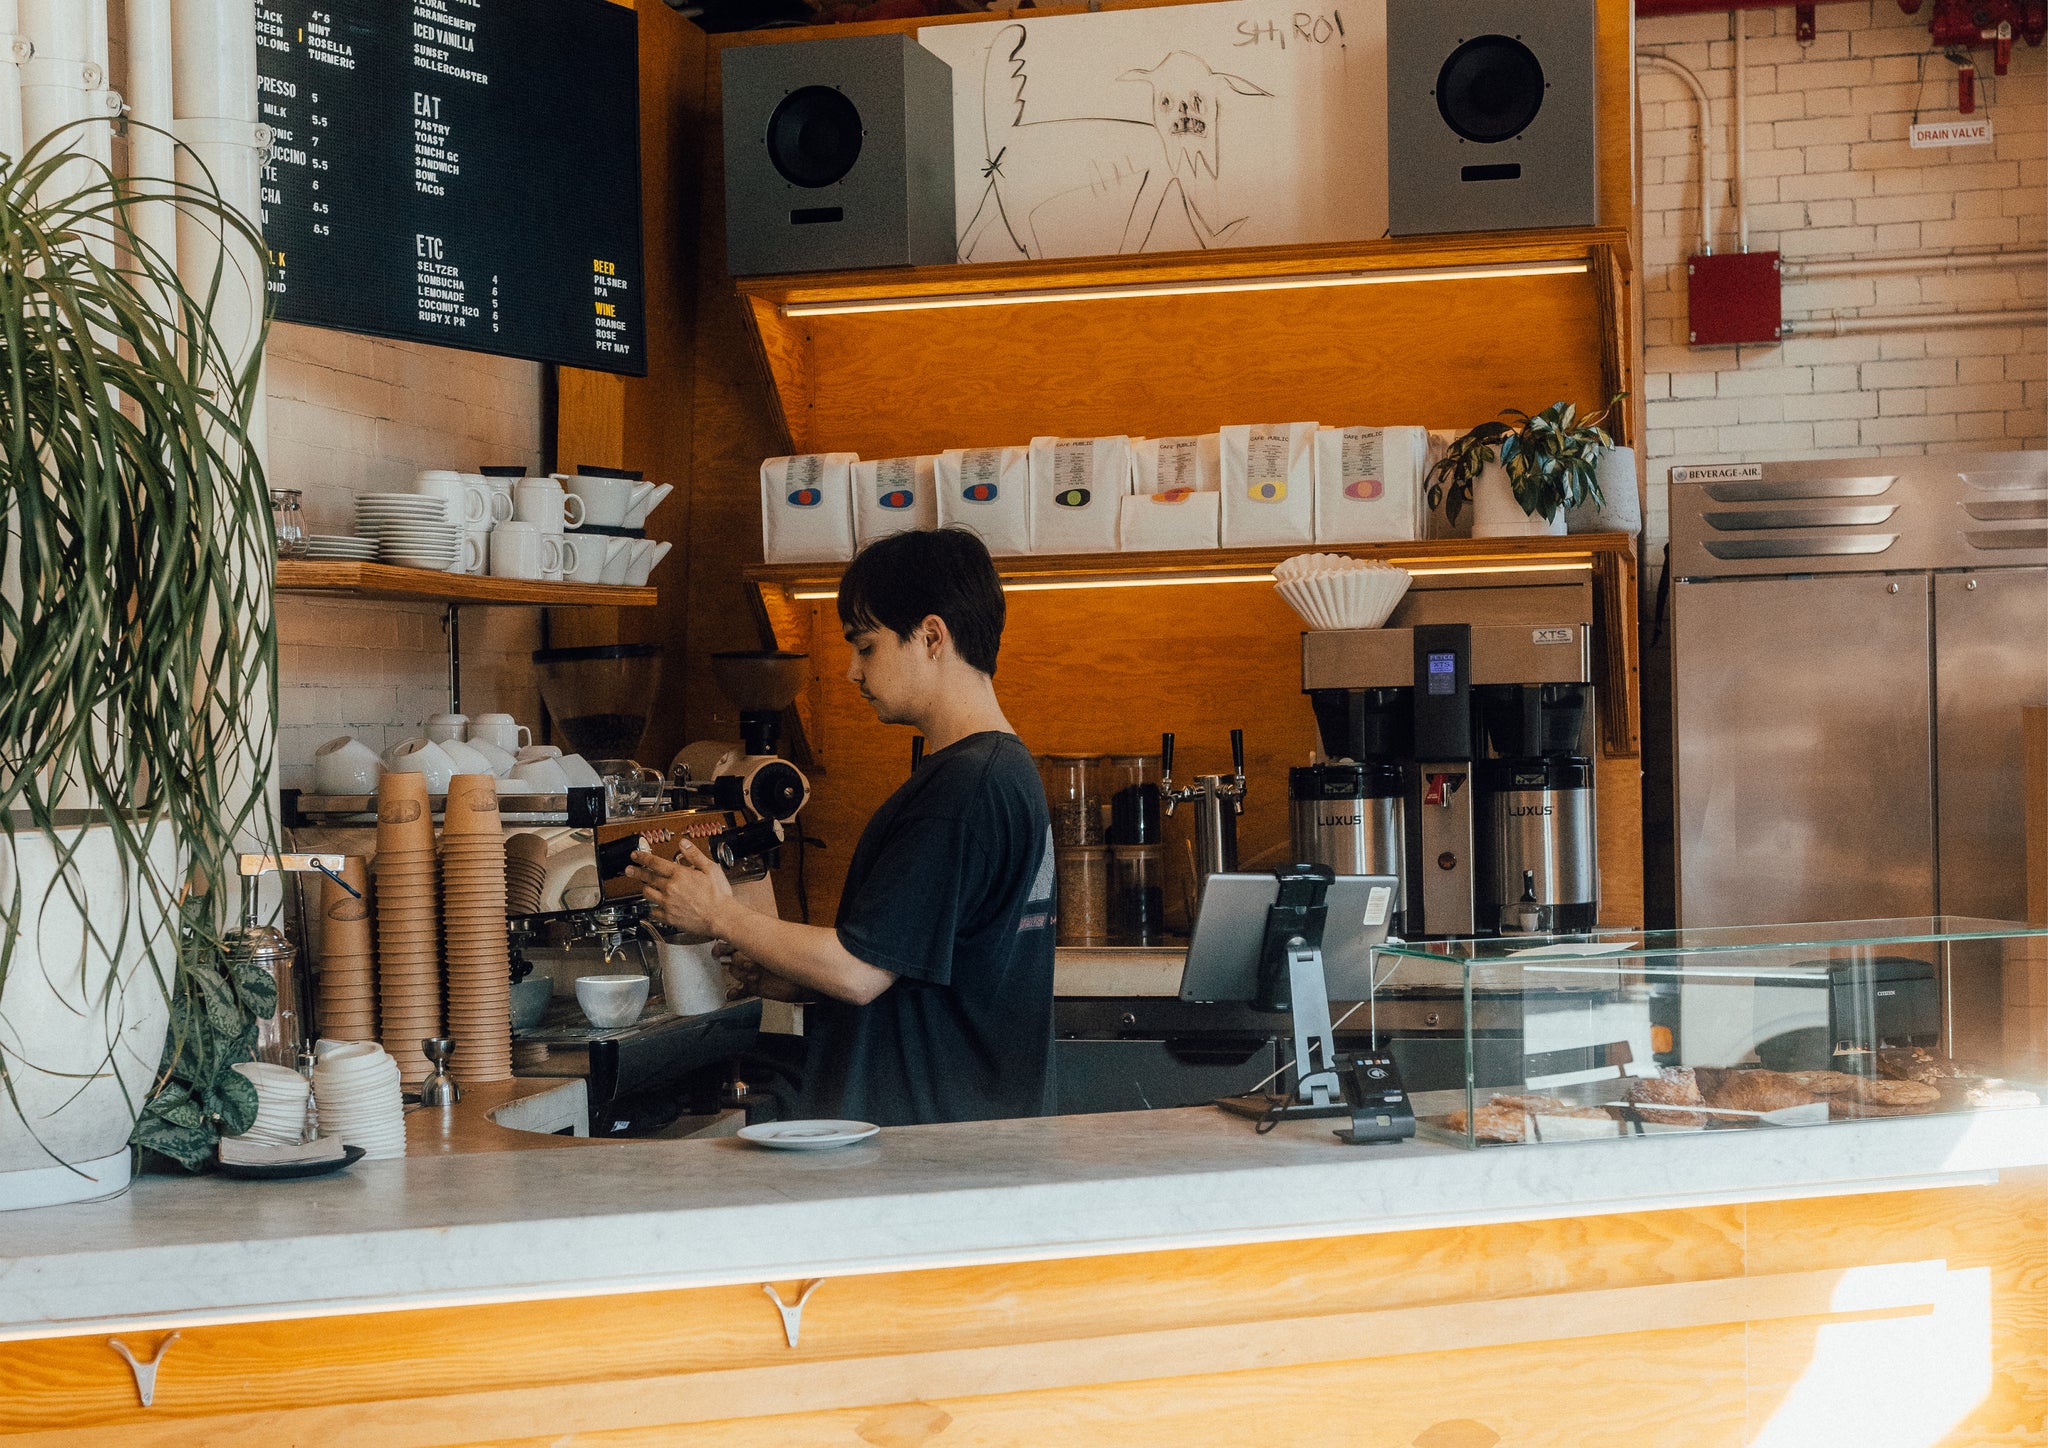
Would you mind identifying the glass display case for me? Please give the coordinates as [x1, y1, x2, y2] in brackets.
[1370, 918, 2048, 1147]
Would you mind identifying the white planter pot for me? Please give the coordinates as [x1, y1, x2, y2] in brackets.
[1470, 461, 1566, 538]
[0, 823, 178, 1211]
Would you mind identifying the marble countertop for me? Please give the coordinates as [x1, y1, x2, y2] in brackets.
[6, 1104, 2046, 1342]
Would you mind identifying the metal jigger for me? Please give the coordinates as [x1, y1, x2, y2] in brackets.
[419, 1038, 461, 1107]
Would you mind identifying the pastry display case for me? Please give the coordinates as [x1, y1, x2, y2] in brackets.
[1371, 917, 2048, 1148]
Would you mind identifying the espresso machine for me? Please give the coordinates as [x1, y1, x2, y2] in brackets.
[1300, 621, 1597, 937]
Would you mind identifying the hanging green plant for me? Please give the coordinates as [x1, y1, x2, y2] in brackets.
[0, 123, 279, 1174]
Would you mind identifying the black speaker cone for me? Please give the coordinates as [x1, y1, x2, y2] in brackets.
[767, 86, 864, 189]
[1435, 35, 1545, 144]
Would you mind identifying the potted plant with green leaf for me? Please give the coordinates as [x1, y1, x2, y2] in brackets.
[1426, 396, 1625, 539]
[0, 127, 278, 1208]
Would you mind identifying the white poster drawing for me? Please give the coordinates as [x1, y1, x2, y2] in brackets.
[919, 1, 1388, 264]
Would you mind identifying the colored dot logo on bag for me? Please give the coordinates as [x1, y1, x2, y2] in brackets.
[964, 483, 998, 503]
[1152, 487, 1195, 504]
[879, 490, 913, 510]
[1055, 487, 1091, 508]
[1344, 479, 1384, 500]
[1249, 480, 1286, 502]
[787, 487, 822, 507]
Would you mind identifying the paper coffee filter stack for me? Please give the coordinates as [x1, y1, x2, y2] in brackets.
[1273, 553, 1412, 630]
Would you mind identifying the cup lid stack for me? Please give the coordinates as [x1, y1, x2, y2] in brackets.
[440, 774, 513, 1084]
[373, 771, 442, 1087]
[314, 856, 377, 1042]
[505, 832, 549, 917]
[228, 1061, 312, 1148]
[310, 1042, 407, 1159]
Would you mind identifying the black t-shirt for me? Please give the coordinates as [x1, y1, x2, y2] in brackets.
[803, 731, 1057, 1126]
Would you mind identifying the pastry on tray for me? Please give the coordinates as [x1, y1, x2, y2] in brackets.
[1697, 1068, 1820, 1115]
[1877, 1046, 1972, 1084]
[1445, 1092, 1611, 1144]
[1624, 1066, 1709, 1126]
[1780, 1069, 1863, 1097]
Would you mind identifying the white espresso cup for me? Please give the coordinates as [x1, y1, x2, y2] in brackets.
[514, 479, 585, 531]
[415, 469, 491, 527]
[553, 536, 586, 585]
[424, 712, 468, 743]
[565, 532, 609, 584]
[473, 713, 533, 752]
[464, 472, 514, 524]
[489, 522, 560, 581]
[313, 735, 385, 793]
[511, 755, 571, 792]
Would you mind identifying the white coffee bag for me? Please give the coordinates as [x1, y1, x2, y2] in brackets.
[1131, 434, 1218, 497]
[852, 455, 939, 548]
[1219, 423, 1316, 547]
[1312, 426, 1430, 543]
[936, 446, 1031, 555]
[1119, 488, 1220, 551]
[1028, 435, 1129, 555]
[760, 453, 857, 563]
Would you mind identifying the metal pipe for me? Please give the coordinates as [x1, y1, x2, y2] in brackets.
[123, 0, 179, 275]
[17, 0, 118, 195]
[1733, 11, 1749, 252]
[1782, 309, 2042, 337]
[1639, 53, 1717, 254]
[0, 1, 25, 164]
[1783, 250, 2048, 278]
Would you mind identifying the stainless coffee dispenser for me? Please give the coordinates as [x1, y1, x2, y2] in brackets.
[1300, 620, 1597, 937]
[1288, 763, 1407, 935]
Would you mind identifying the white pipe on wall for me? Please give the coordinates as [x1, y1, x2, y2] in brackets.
[1639, 53, 1717, 255]
[1783, 250, 2048, 278]
[1731, 12, 1749, 253]
[1783, 310, 2041, 337]
[17, 0, 117, 182]
[0, 1, 26, 165]
[124, 0, 180, 275]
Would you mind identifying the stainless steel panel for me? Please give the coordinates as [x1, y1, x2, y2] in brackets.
[1673, 574, 1935, 926]
[1933, 570, 2048, 1059]
[1417, 762, 1476, 936]
[1703, 505, 1899, 531]
[1704, 475, 1898, 502]
[1703, 535, 1900, 561]
[1301, 624, 1593, 691]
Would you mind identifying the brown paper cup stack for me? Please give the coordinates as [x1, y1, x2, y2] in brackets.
[315, 855, 378, 1041]
[373, 770, 443, 1087]
[504, 832, 549, 917]
[440, 774, 513, 1084]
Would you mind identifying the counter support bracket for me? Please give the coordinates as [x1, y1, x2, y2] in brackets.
[107, 1332, 179, 1407]
[762, 1279, 825, 1348]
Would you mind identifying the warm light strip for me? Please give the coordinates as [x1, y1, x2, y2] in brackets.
[786, 560, 1593, 601]
[782, 260, 1591, 317]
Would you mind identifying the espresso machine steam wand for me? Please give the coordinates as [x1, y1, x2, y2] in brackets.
[1161, 729, 1247, 905]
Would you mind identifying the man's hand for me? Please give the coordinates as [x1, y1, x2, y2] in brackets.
[625, 839, 733, 937]
[714, 940, 813, 1003]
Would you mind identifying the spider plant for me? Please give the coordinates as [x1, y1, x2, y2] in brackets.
[0, 123, 278, 1174]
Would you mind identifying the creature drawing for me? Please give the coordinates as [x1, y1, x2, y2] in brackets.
[957, 23, 1274, 262]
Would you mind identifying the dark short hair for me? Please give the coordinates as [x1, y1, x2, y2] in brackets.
[838, 528, 1006, 676]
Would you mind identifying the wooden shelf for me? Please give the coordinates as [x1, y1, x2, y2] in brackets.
[276, 560, 658, 608]
[732, 228, 1633, 458]
[747, 534, 1641, 756]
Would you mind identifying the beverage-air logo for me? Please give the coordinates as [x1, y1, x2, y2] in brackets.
[787, 486, 822, 507]
[1055, 487, 1091, 507]
[1344, 478, 1384, 500]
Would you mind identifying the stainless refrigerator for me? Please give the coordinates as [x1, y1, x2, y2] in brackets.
[1669, 450, 2048, 1060]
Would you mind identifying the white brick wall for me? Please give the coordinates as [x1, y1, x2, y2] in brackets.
[267, 324, 547, 790]
[1637, 1, 2048, 566]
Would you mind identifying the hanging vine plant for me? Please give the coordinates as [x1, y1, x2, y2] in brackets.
[0, 124, 279, 1172]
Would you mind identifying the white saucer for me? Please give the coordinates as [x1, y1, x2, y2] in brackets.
[737, 1120, 880, 1151]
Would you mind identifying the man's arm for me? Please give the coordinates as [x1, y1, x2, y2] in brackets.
[628, 842, 898, 1005]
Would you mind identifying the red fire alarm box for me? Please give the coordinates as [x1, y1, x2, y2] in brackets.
[1687, 251, 1783, 347]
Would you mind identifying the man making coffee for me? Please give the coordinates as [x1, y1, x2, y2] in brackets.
[627, 528, 1057, 1125]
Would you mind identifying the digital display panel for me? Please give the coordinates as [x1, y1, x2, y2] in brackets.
[1427, 651, 1458, 696]
[256, 0, 646, 374]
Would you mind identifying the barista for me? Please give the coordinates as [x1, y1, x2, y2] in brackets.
[627, 528, 1057, 1126]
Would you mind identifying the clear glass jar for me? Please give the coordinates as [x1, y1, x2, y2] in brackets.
[1055, 845, 1110, 945]
[1038, 753, 1104, 848]
[1103, 752, 1161, 845]
[269, 488, 308, 558]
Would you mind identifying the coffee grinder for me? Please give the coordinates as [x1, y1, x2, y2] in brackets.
[1300, 622, 1598, 937]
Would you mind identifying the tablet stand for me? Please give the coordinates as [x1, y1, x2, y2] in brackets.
[1216, 867, 1353, 1122]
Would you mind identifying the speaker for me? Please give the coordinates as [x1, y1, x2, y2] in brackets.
[1385, 0, 1598, 236]
[721, 35, 956, 277]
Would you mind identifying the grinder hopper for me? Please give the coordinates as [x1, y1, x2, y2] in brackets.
[711, 651, 807, 757]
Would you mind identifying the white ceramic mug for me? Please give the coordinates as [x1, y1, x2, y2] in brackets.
[624, 482, 675, 529]
[384, 738, 455, 793]
[445, 534, 486, 575]
[424, 712, 468, 743]
[515, 480, 585, 531]
[414, 470, 491, 527]
[313, 736, 385, 793]
[548, 535, 583, 584]
[565, 532, 609, 584]
[511, 756, 571, 792]
[439, 738, 495, 776]
[557, 753, 604, 788]
[489, 523, 560, 581]
[473, 714, 533, 752]
[626, 540, 671, 587]
[600, 536, 635, 585]
[466, 737, 518, 776]
[464, 472, 514, 524]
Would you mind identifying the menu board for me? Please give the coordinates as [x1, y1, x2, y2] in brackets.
[256, 0, 645, 375]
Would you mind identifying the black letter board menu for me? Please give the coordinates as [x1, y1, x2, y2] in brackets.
[257, 0, 645, 375]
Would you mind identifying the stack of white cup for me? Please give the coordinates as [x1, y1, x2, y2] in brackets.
[413, 470, 510, 576]
[311, 1041, 407, 1159]
[495, 476, 586, 583]
[228, 1061, 312, 1147]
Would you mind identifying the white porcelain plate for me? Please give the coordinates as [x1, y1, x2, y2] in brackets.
[737, 1119, 880, 1151]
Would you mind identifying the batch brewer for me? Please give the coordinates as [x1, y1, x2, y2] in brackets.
[1299, 621, 1599, 937]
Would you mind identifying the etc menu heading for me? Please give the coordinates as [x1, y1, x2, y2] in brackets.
[256, 0, 646, 376]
